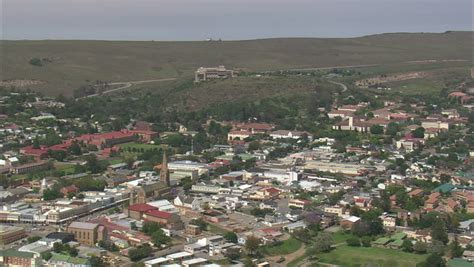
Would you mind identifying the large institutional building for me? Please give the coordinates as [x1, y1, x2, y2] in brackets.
[194, 66, 235, 82]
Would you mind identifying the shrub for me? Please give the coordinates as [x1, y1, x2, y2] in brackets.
[346, 237, 361, 247]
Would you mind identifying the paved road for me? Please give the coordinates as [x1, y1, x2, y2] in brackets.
[80, 77, 177, 99]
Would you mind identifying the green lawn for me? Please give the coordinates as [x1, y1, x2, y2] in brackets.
[314, 245, 428, 267]
[261, 237, 302, 256]
[385, 78, 444, 95]
[118, 142, 161, 151]
[108, 158, 124, 165]
[331, 232, 357, 244]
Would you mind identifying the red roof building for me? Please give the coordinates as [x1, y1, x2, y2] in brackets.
[127, 204, 157, 220]
[143, 210, 184, 230]
[60, 185, 79, 196]
[74, 130, 136, 148]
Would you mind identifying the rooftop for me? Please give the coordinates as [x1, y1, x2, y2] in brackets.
[68, 222, 99, 230]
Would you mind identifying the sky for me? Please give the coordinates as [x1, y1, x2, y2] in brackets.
[1, 0, 472, 40]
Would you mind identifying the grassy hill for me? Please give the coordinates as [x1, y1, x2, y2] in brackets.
[0, 31, 472, 96]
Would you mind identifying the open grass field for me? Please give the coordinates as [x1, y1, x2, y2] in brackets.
[1, 32, 471, 96]
[331, 231, 357, 244]
[261, 237, 302, 256]
[117, 142, 160, 151]
[358, 66, 470, 97]
[313, 245, 428, 267]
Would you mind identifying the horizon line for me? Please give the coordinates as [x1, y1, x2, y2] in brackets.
[0, 30, 471, 42]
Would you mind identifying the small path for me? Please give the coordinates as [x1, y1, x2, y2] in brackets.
[269, 243, 306, 267]
[328, 80, 348, 92]
[78, 77, 177, 99]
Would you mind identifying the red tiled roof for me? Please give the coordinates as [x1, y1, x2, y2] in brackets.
[129, 130, 158, 135]
[76, 130, 135, 142]
[228, 130, 252, 135]
[145, 209, 172, 219]
[238, 123, 274, 131]
[408, 189, 424, 197]
[264, 187, 281, 194]
[128, 204, 157, 213]
[62, 185, 79, 193]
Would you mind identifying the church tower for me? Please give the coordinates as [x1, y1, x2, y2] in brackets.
[160, 149, 170, 186]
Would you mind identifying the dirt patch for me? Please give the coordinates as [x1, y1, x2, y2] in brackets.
[0, 79, 46, 88]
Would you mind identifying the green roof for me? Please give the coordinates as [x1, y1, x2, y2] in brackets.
[373, 237, 391, 245]
[389, 239, 404, 247]
[447, 258, 472, 267]
[390, 232, 407, 240]
[215, 155, 234, 161]
[50, 253, 90, 265]
[433, 183, 455, 193]
[0, 249, 35, 259]
[237, 153, 256, 161]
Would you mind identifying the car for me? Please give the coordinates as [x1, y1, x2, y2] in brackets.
[276, 257, 285, 263]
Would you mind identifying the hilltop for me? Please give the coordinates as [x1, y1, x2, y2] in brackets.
[0, 31, 472, 96]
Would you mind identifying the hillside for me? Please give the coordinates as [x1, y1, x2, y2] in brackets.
[0, 31, 472, 96]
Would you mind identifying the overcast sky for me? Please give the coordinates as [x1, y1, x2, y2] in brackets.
[1, 0, 472, 40]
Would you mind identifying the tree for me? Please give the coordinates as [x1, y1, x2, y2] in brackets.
[151, 229, 170, 247]
[370, 125, 384, 135]
[431, 219, 448, 245]
[53, 242, 63, 253]
[449, 236, 463, 258]
[224, 231, 238, 243]
[426, 240, 446, 256]
[0, 175, 11, 189]
[41, 251, 52, 261]
[190, 219, 207, 231]
[32, 137, 40, 149]
[128, 244, 152, 262]
[90, 256, 104, 267]
[27, 236, 42, 244]
[419, 253, 446, 267]
[346, 237, 361, 246]
[68, 246, 78, 257]
[125, 156, 135, 169]
[248, 141, 260, 152]
[48, 150, 67, 161]
[245, 236, 261, 255]
[85, 154, 105, 173]
[142, 221, 162, 235]
[413, 242, 427, 254]
[412, 127, 425, 138]
[29, 58, 43, 66]
[307, 232, 333, 254]
[361, 236, 371, 247]
[43, 189, 63, 201]
[386, 122, 400, 137]
[402, 239, 414, 252]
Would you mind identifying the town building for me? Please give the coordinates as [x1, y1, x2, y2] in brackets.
[0, 225, 26, 245]
[66, 222, 107, 246]
[195, 66, 235, 82]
